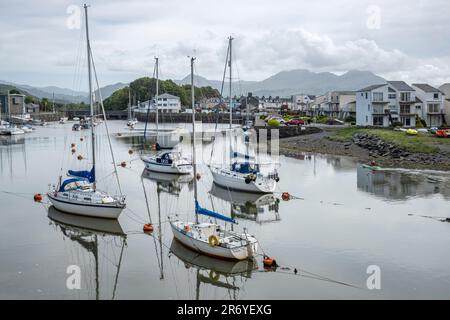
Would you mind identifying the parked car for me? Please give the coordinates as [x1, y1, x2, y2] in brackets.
[287, 119, 305, 126]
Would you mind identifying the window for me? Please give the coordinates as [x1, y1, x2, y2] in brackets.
[400, 92, 411, 102]
[400, 106, 410, 114]
[365, 93, 368, 99]
[434, 93, 439, 99]
[366, 116, 368, 123]
[401, 117, 411, 126]
[388, 94, 396, 99]
[373, 116, 384, 126]
[368, 104, 370, 111]
[428, 104, 439, 113]
[373, 92, 383, 102]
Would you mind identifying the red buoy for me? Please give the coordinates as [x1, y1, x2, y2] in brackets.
[77, 155, 83, 160]
[71, 143, 76, 148]
[281, 192, 290, 201]
[143, 223, 154, 233]
[128, 149, 134, 155]
[120, 161, 127, 168]
[34, 193, 43, 202]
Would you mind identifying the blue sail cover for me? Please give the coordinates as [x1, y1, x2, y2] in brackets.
[59, 178, 87, 192]
[195, 201, 236, 224]
[67, 166, 95, 183]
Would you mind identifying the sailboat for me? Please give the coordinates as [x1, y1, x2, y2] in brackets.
[141, 57, 193, 174]
[47, 4, 126, 219]
[126, 85, 138, 127]
[169, 57, 258, 261]
[209, 37, 278, 193]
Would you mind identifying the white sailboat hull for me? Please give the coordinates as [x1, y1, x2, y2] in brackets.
[47, 193, 124, 219]
[170, 221, 258, 260]
[210, 167, 276, 193]
[143, 161, 192, 174]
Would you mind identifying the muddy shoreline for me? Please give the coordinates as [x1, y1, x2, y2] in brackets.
[279, 128, 450, 171]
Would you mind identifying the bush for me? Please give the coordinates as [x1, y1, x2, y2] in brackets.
[267, 119, 280, 127]
[259, 115, 267, 120]
[344, 116, 356, 123]
[392, 121, 403, 128]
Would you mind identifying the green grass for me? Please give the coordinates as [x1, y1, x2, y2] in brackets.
[329, 127, 450, 154]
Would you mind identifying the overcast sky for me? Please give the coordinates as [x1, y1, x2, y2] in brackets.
[1, 0, 449, 90]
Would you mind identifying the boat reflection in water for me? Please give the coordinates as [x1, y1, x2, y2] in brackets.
[47, 206, 127, 299]
[357, 165, 450, 201]
[169, 239, 257, 300]
[141, 169, 193, 195]
[209, 184, 280, 224]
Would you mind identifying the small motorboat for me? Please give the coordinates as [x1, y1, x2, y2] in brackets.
[362, 164, 382, 171]
[21, 125, 33, 133]
[406, 129, 418, 136]
[73, 117, 80, 121]
[72, 123, 81, 131]
[141, 151, 192, 174]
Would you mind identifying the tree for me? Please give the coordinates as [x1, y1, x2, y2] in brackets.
[25, 96, 34, 104]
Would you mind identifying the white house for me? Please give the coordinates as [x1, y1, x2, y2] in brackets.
[311, 91, 355, 119]
[412, 84, 446, 127]
[356, 82, 419, 127]
[387, 81, 416, 127]
[293, 94, 315, 113]
[438, 83, 450, 125]
[138, 93, 181, 113]
[356, 84, 390, 127]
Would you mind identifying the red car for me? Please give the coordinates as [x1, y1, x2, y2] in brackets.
[287, 119, 305, 126]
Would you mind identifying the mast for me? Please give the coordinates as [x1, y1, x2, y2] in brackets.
[155, 57, 159, 139]
[191, 57, 198, 224]
[228, 37, 233, 129]
[84, 4, 96, 190]
[128, 85, 131, 120]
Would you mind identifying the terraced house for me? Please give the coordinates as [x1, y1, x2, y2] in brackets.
[411, 84, 446, 127]
[355, 81, 445, 128]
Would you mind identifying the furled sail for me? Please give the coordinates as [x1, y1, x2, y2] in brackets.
[68, 166, 95, 183]
[195, 201, 236, 224]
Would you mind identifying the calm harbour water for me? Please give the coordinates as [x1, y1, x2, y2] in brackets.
[1, 121, 450, 299]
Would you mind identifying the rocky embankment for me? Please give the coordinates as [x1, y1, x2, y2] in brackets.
[352, 133, 450, 166]
[279, 129, 450, 171]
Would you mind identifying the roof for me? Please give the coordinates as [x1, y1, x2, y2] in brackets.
[157, 93, 180, 99]
[412, 83, 443, 94]
[415, 97, 423, 103]
[357, 84, 387, 92]
[388, 81, 415, 91]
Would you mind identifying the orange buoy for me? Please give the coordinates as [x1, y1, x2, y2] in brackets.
[281, 192, 290, 201]
[120, 161, 127, 168]
[151, 144, 157, 151]
[77, 155, 83, 160]
[34, 193, 43, 202]
[71, 148, 76, 153]
[71, 143, 76, 148]
[263, 256, 277, 268]
[196, 173, 201, 180]
[128, 149, 134, 155]
[143, 223, 154, 232]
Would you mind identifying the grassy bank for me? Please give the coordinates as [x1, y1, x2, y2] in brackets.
[328, 127, 450, 154]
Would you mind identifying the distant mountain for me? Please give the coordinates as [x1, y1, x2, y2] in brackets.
[175, 69, 386, 97]
[1, 69, 386, 103]
[94, 82, 127, 101]
[0, 80, 127, 103]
